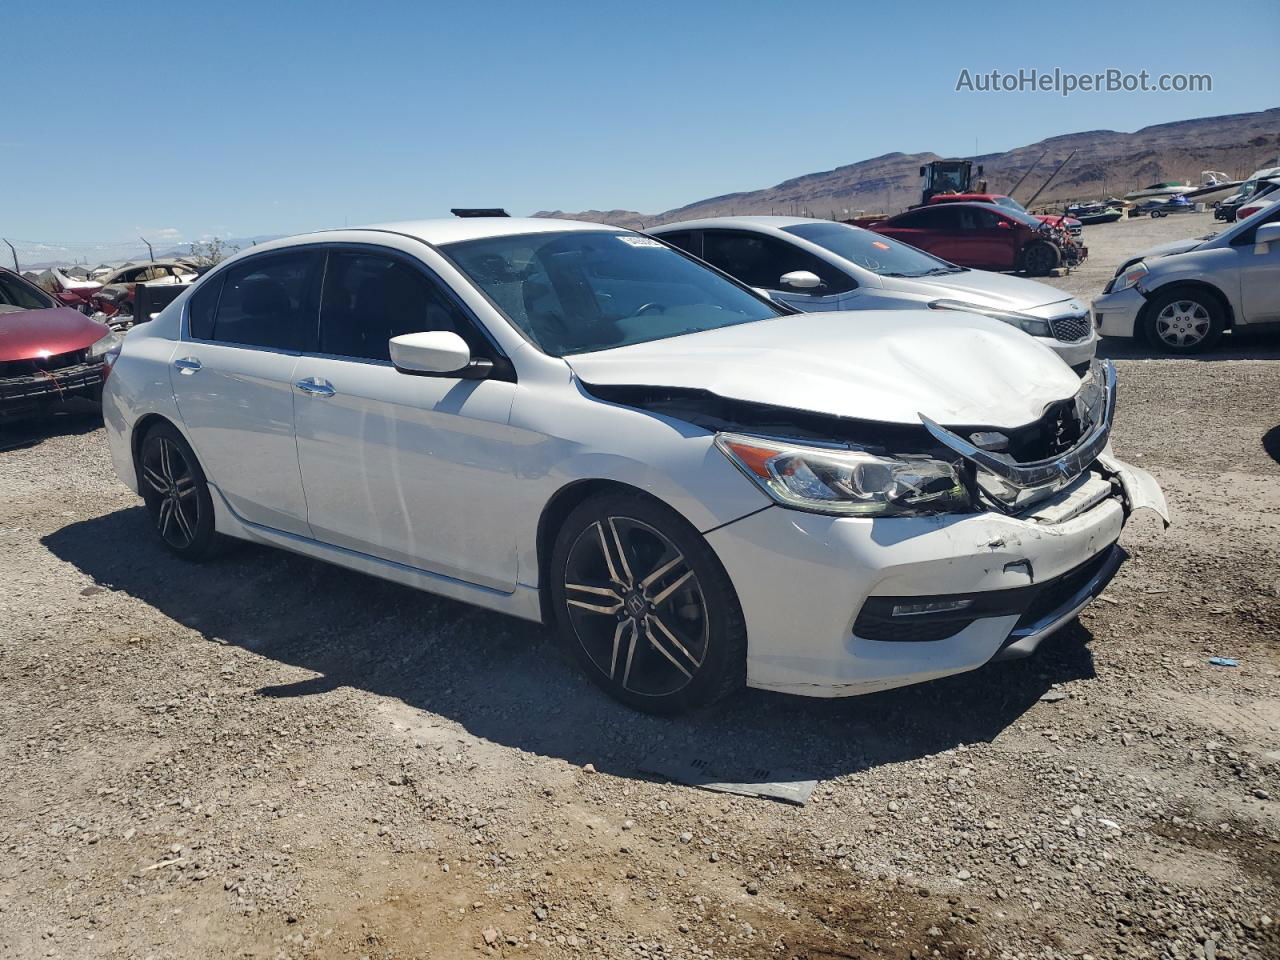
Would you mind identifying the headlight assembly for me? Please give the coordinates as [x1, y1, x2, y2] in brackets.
[928, 299, 1051, 338]
[1110, 262, 1148, 293]
[715, 433, 969, 517]
[88, 330, 123, 358]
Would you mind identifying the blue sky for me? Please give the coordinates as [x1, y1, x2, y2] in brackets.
[5, 0, 1275, 262]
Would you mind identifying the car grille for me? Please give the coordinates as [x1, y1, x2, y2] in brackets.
[0, 348, 92, 378]
[1049, 313, 1092, 343]
[982, 398, 1084, 463]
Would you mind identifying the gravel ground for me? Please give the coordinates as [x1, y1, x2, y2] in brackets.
[1, 211, 1277, 960]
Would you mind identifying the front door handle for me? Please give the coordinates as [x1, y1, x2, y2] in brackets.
[295, 377, 335, 398]
[173, 356, 202, 374]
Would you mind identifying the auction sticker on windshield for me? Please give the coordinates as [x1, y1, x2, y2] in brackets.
[618, 236, 665, 248]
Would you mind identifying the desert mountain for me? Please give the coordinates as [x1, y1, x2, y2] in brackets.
[534, 108, 1280, 228]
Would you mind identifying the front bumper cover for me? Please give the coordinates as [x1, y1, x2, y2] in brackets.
[1091, 286, 1146, 339]
[0, 360, 105, 415]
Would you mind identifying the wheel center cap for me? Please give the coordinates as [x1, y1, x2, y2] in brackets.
[626, 593, 646, 617]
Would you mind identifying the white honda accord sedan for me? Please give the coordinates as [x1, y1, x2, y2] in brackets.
[102, 216, 1167, 713]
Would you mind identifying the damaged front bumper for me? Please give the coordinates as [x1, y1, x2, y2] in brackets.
[0, 360, 105, 418]
[708, 453, 1165, 697]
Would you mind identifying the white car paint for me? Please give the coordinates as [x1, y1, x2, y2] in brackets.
[104, 217, 1165, 704]
[1092, 202, 1280, 342]
[647, 216, 1097, 369]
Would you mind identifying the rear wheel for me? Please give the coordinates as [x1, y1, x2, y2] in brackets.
[1142, 286, 1226, 354]
[549, 493, 746, 713]
[138, 422, 220, 560]
[1021, 241, 1061, 276]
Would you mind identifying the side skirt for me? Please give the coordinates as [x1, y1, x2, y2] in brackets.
[207, 484, 544, 623]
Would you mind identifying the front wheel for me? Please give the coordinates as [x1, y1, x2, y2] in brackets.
[549, 493, 746, 713]
[1142, 287, 1226, 354]
[138, 422, 220, 560]
[1021, 241, 1061, 276]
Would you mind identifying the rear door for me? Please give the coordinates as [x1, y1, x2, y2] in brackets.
[170, 249, 323, 536]
[875, 207, 958, 260]
[292, 247, 520, 591]
[954, 207, 1018, 270]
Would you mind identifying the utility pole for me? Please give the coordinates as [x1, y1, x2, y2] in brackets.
[140, 236, 155, 261]
[2, 239, 17, 272]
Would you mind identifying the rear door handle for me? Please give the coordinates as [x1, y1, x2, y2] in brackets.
[173, 357, 202, 374]
[295, 377, 335, 398]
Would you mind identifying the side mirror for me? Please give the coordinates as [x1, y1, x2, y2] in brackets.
[779, 270, 824, 290]
[1255, 222, 1280, 251]
[390, 331, 484, 378]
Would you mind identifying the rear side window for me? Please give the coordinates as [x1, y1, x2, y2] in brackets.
[657, 231, 701, 257]
[187, 274, 223, 340]
[318, 251, 487, 361]
[894, 207, 960, 229]
[210, 251, 323, 351]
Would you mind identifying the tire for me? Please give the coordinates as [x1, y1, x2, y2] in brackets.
[549, 492, 747, 714]
[1141, 286, 1226, 355]
[1021, 241, 1061, 276]
[137, 421, 221, 560]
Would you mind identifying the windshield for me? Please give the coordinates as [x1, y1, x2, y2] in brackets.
[993, 196, 1027, 213]
[440, 230, 782, 356]
[782, 221, 961, 277]
[0, 271, 56, 313]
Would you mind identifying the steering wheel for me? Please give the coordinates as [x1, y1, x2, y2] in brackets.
[636, 302, 666, 316]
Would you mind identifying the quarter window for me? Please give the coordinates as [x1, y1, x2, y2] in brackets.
[700, 231, 852, 293]
[209, 251, 322, 351]
[318, 251, 484, 362]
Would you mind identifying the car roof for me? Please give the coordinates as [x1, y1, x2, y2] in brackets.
[648, 215, 824, 233]
[329, 217, 623, 246]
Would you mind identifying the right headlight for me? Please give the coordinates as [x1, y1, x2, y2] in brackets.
[928, 299, 1051, 337]
[715, 433, 969, 517]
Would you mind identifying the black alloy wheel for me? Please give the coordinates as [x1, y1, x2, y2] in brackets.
[139, 422, 219, 559]
[550, 494, 746, 713]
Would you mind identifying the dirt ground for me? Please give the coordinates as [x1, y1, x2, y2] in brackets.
[1, 210, 1277, 960]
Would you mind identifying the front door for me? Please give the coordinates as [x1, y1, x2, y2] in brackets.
[169, 248, 323, 536]
[1236, 212, 1280, 323]
[292, 248, 520, 591]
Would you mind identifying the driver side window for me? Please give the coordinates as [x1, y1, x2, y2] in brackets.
[318, 251, 487, 362]
[700, 231, 852, 293]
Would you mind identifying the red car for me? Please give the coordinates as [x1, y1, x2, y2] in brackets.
[867, 202, 1086, 276]
[1, 267, 120, 420]
[928, 192, 1083, 237]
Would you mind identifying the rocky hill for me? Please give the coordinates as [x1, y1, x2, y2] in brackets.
[534, 107, 1280, 227]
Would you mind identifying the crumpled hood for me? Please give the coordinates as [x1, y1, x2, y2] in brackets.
[567, 310, 1082, 430]
[903, 269, 1077, 313]
[0, 306, 111, 362]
